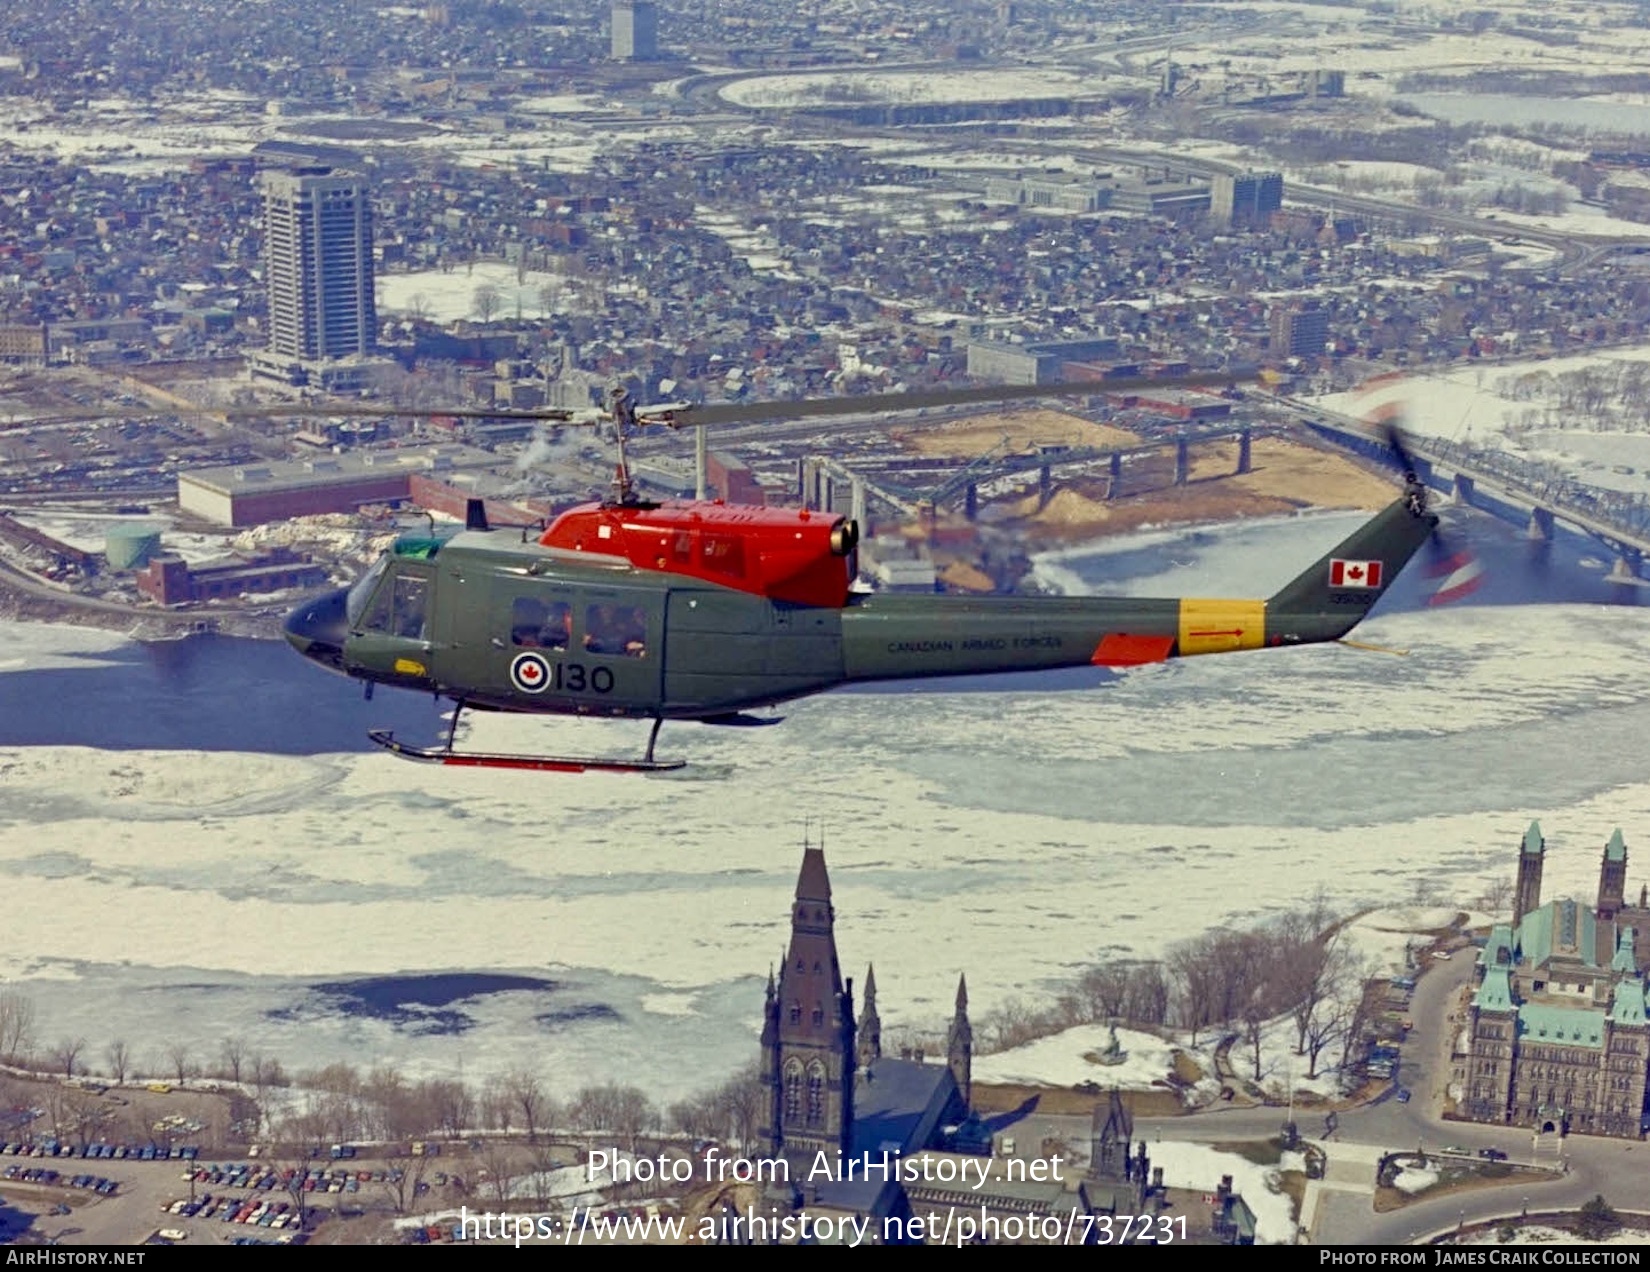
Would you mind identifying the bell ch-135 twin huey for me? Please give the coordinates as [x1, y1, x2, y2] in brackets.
[279, 375, 1440, 773]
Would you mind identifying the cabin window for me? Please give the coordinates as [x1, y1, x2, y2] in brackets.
[511, 597, 571, 650]
[584, 603, 647, 657]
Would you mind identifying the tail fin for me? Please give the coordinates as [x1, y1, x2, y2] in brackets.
[1266, 497, 1438, 643]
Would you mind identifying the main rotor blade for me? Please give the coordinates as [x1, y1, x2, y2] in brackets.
[658, 369, 1260, 428]
[13, 368, 1263, 430]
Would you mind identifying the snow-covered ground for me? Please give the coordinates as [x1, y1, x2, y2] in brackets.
[1308, 347, 1650, 497]
[1143, 1141, 1298, 1243]
[971, 1026, 1190, 1093]
[1393, 1162, 1440, 1194]
[378, 261, 575, 323]
[719, 69, 1105, 110]
[9, 509, 240, 568]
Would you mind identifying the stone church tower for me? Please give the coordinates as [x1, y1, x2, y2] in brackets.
[1599, 829, 1629, 922]
[947, 974, 973, 1108]
[1514, 820, 1545, 925]
[760, 846, 856, 1166]
[857, 964, 882, 1070]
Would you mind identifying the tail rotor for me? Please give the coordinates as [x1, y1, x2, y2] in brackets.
[1367, 399, 1486, 608]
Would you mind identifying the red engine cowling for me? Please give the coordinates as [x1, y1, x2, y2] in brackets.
[540, 501, 859, 608]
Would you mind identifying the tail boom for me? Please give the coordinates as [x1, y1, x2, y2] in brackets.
[837, 496, 1436, 684]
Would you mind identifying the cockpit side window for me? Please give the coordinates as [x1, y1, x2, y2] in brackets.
[511, 597, 571, 650]
[391, 575, 429, 640]
[362, 570, 430, 639]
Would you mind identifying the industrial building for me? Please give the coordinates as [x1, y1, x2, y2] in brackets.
[983, 174, 1110, 214]
[1211, 172, 1284, 228]
[967, 337, 1121, 385]
[252, 169, 378, 388]
[137, 547, 329, 606]
[176, 447, 497, 527]
[611, 0, 658, 60]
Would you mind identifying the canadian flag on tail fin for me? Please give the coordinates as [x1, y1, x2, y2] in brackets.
[1329, 558, 1383, 588]
[1424, 549, 1485, 606]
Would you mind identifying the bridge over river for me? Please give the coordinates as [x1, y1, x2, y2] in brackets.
[1290, 399, 1650, 580]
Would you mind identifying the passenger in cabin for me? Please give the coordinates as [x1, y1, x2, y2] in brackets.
[543, 603, 572, 651]
[584, 604, 647, 657]
[514, 599, 573, 649]
[511, 598, 548, 647]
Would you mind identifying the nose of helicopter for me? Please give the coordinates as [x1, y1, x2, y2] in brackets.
[283, 587, 350, 672]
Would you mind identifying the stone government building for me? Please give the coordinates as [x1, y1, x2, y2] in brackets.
[1461, 823, 1650, 1139]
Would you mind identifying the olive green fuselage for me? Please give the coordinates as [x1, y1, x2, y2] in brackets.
[280, 497, 1433, 721]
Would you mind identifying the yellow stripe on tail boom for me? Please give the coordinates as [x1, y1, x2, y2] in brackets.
[1177, 598, 1266, 657]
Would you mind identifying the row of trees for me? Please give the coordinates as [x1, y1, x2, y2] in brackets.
[974, 898, 1380, 1086]
[0, 994, 291, 1105]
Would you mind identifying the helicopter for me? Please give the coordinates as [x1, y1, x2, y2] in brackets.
[274, 373, 1443, 773]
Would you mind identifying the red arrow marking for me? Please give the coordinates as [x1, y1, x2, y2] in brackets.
[1190, 629, 1244, 638]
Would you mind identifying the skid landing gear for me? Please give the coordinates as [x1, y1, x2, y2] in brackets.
[367, 705, 685, 774]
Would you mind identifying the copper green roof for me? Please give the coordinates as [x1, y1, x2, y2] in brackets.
[1523, 821, 1544, 857]
[1517, 1003, 1605, 1048]
[1475, 965, 1515, 1012]
[1610, 980, 1647, 1027]
[1516, 899, 1597, 969]
[1480, 923, 1515, 968]
[1613, 928, 1638, 976]
[1606, 829, 1628, 863]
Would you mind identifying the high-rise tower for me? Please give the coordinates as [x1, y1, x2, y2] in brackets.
[260, 169, 376, 364]
[611, 1, 658, 61]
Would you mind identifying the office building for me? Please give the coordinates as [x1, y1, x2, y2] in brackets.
[260, 169, 377, 365]
[612, 0, 658, 61]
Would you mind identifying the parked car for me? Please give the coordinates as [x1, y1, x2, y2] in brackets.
[1396, 1088, 1411, 1103]
[1478, 1148, 1508, 1161]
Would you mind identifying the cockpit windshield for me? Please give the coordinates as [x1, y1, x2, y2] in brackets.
[345, 555, 390, 627]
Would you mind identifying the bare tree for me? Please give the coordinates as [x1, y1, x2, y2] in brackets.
[1480, 878, 1515, 920]
[506, 1069, 550, 1144]
[711, 1065, 766, 1152]
[104, 1039, 131, 1086]
[425, 1078, 473, 1140]
[220, 1037, 247, 1085]
[610, 1086, 654, 1153]
[0, 991, 35, 1062]
[379, 1143, 430, 1214]
[473, 283, 503, 323]
[476, 1138, 519, 1207]
[1169, 936, 1222, 1047]
[1123, 962, 1170, 1027]
[53, 1037, 86, 1079]
[277, 1108, 328, 1234]
[1077, 963, 1131, 1022]
[165, 1041, 192, 1086]
[480, 1075, 513, 1134]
